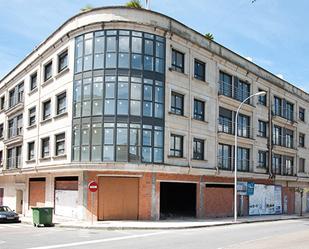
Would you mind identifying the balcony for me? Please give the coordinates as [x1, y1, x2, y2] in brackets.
[217, 156, 250, 172]
[272, 105, 296, 125]
[218, 81, 252, 105]
[271, 164, 294, 177]
[272, 135, 296, 154]
[4, 127, 23, 146]
[218, 118, 253, 139]
[5, 95, 24, 116]
[6, 156, 22, 170]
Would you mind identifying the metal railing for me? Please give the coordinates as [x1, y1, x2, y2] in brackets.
[218, 118, 252, 138]
[217, 156, 250, 172]
[272, 164, 294, 176]
[7, 156, 22, 169]
[7, 126, 23, 139]
[218, 81, 251, 104]
[272, 104, 294, 122]
[272, 134, 294, 149]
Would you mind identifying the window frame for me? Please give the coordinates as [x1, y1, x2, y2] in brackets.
[56, 92, 67, 115]
[193, 138, 204, 160]
[194, 59, 205, 81]
[299, 133, 305, 148]
[299, 107, 305, 122]
[171, 91, 184, 116]
[30, 72, 38, 91]
[193, 99, 205, 121]
[44, 61, 53, 82]
[170, 134, 183, 158]
[55, 133, 66, 156]
[42, 99, 51, 120]
[41, 137, 50, 158]
[299, 158, 305, 173]
[58, 50, 68, 73]
[28, 107, 36, 126]
[171, 49, 184, 73]
[27, 141, 35, 161]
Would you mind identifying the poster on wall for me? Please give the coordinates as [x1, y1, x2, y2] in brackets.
[249, 184, 282, 215]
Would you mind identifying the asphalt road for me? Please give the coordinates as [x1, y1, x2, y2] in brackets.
[1, 219, 309, 249]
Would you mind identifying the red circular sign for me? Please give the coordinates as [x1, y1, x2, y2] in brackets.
[88, 181, 98, 192]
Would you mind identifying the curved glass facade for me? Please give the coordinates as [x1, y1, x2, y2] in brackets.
[72, 30, 165, 163]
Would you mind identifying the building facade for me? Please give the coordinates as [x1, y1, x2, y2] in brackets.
[0, 7, 308, 220]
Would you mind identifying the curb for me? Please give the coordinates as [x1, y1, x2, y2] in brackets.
[21, 216, 308, 230]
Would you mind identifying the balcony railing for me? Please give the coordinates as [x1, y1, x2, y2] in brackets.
[7, 156, 22, 170]
[272, 134, 295, 149]
[7, 126, 23, 139]
[218, 118, 252, 138]
[8, 94, 24, 110]
[272, 105, 294, 122]
[218, 81, 251, 104]
[217, 156, 250, 172]
[272, 164, 294, 176]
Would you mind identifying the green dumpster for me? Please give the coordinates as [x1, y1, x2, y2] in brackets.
[32, 207, 53, 227]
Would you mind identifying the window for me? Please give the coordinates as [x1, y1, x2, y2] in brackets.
[0, 124, 3, 139]
[273, 125, 282, 146]
[194, 59, 205, 81]
[29, 107, 36, 126]
[28, 142, 35, 160]
[7, 146, 22, 169]
[170, 134, 183, 157]
[55, 133, 65, 156]
[299, 158, 305, 173]
[42, 100, 51, 120]
[286, 101, 294, 121]
[284, 156, 294, 176]
[218, 144, 231, 170]
[299, 107, 305, 122]
[56, 92, 66, 115]
[0, 150, 2, 167]
[274, 96, 294, 121]
[41, 137, 50, 158]
[285, 129, 294, 148]
[30, 72, 37, 91]
[258, 151, 268, 168]
[171, 49, 184, 73]
[234, 79, 250, 103]
[218, 107, 232, 134]
[258, 89, 267, 106]
[8, 114, 23, 138]
[193, 138, 204, 160]
[9, 82, 24, 108]
[44, 61, 53, 81]
[0, 96, 4, 110]
[299, 133, 305, 148]
[58, 50, 68, 72]
[272, 154, 282, 175]
[171, 92, 184, 115]
[237, 147, 250, 172]
[274, 96, 282, 116]
[258, 120, 267, 137]
[237, 114, 250, 138]
[193, 99, 205, 121]
[219, 71, 232, 97]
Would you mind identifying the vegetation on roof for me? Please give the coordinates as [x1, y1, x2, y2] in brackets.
[205, 33, 214, 41]
[126, 0, 143, 8]
[80, 4, 93, 12]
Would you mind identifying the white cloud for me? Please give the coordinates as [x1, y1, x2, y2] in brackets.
[276, 74, 284, 79]
[245, 56, 253, 62]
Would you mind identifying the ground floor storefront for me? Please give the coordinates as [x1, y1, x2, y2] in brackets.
[0, 171, 307, 221]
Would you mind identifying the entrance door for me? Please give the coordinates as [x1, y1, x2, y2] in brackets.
[16, 190, 23, 214]
[98, 177, 139, 220]
[0, 188, 3, 206]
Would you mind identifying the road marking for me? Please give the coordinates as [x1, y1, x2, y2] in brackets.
[25, 231, 170, 249]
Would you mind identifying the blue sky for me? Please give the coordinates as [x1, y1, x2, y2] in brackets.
[1, 0, 309, 91]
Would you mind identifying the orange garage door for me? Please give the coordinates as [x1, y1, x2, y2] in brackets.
[98, 177, 139, 220]
[29, 178, 46, 208]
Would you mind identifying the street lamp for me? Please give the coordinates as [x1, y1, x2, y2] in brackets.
[234, 91, 266, 222]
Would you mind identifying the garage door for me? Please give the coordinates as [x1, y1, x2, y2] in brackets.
[98, 177, 139, 220]
[55, 177, 78, 218]
[29, 178, 46, 208]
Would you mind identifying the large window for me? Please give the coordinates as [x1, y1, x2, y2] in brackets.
[258, 120, 267, 137]
[194, 99, 205, 121]
[194, 59, 205, 81]
[9, 82, 24, 108]
[193, 138, 204, 160]
[272, 154, 282, 175]
[171, 49, 184, 73]
[258, 150, 268, 168]
[44, 61, 53, 81]
[171, 92, 184, 115]
[258, 89, 267, 106]
[8, 114, 23, 138]
[237, 147, 249, 172]
[218, 107, 232, 134]
[170, 134, 183, 157]
[219, 71, 232, 97]
[273, 96, 294, 121]
[30, 72, 37, 91]
[234, 79, 250, 103]
[29, 107, 36, 126]
[72, 30, 165, 164]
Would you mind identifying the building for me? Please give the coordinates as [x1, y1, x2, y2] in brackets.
[0, 6, 308, 221]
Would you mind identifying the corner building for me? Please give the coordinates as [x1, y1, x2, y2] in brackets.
[0, 7, 308, 221]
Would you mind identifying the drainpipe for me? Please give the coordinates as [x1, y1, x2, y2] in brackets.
[268, 88, 273, 179]
[188, 46, 192, 173]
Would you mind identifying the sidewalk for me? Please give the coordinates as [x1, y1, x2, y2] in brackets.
[20, 214, 309, 230]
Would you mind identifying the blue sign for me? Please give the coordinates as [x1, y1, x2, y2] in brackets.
[247, 182, 255, 196]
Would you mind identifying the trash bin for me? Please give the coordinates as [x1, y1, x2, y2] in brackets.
[32, 207, 53, 227]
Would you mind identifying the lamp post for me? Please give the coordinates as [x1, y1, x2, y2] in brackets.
[234, 91, 266, 222]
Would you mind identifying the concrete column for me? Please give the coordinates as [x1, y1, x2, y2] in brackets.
[198, 181, 205, 218]
[151, 173, 159, 220]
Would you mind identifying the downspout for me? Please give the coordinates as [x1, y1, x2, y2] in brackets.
[268, 88, 273, 180]
[188, 46, 192, 173]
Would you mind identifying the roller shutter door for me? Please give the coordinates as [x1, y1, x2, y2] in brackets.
[29, 178, 46, 208]
[98, 177, 139, 220]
